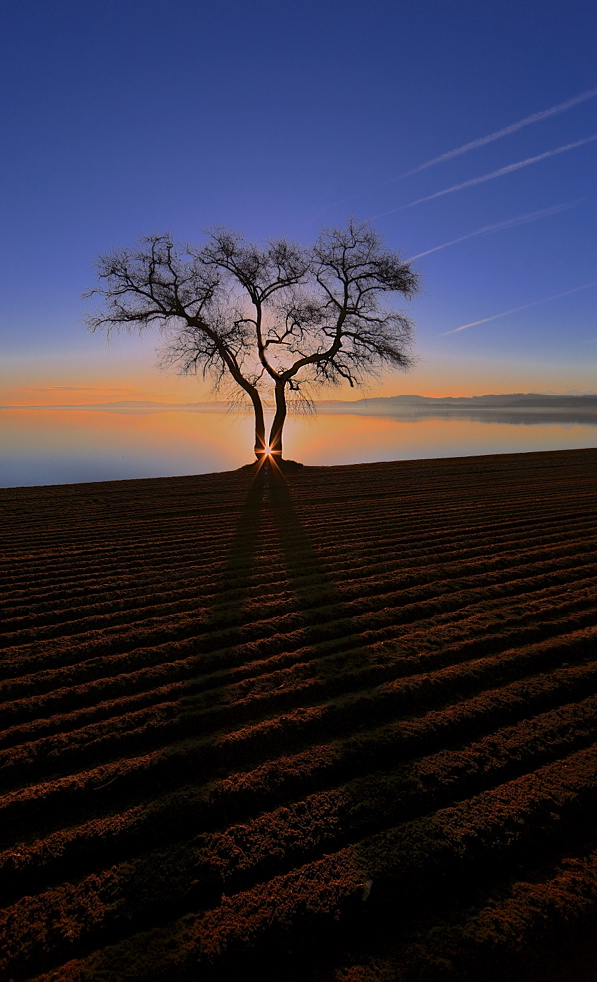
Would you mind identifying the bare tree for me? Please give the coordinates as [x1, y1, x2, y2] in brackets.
[85, 220, 419, 465]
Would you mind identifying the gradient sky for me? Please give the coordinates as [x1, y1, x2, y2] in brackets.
[1, 0, 596, 406]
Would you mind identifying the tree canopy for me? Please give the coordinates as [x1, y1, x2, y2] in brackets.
[86, 220, 420, 465]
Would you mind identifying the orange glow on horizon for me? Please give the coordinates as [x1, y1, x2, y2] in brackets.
[4, 352, 596, 409]
[4, 346, 597, 410]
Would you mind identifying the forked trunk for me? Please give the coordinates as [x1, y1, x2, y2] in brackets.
[268, 381, 287, 460]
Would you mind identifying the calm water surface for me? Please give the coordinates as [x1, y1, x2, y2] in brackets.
[1, 408, 596, 488]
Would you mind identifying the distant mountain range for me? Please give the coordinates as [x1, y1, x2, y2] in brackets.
[317, 392, 597, 409]
[3, 393, 597, 426]
[315, 393, 597, 426]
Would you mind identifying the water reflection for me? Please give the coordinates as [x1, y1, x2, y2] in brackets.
[284, 413, 597, 467]
[1, 408, 596, 487]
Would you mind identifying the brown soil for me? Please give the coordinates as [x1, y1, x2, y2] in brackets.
[1, 447, 597, 982]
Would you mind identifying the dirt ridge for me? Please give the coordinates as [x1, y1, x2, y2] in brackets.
[1, 447, 597, 981]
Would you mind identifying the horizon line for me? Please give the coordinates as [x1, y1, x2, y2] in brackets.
[4, 389, 597, 412]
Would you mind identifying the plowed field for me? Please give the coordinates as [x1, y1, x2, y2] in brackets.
[2, 447, 597, 982]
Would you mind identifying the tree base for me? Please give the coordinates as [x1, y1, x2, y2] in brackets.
[237, 457, 305, 478]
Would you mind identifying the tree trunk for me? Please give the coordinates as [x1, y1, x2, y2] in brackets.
[268, 381, 287, 459]
[251, 392, 267, 461]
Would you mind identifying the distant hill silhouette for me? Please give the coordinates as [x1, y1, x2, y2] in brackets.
[318, 392, 597, 408]
[3, 393, 597, 426]
[316, 393, 597, 426]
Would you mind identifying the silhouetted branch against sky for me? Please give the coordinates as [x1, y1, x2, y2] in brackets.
[86, 221, 420, 459]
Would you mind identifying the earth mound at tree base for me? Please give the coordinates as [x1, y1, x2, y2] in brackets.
[237, 456, 306, 477]
[1, 447, 597, 981]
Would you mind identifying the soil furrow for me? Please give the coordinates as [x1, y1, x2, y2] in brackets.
[3, 588, 596, 748]
[2, 449, 597, 981]
[4, 696, 597, 977]
[19, 742, 597, 982]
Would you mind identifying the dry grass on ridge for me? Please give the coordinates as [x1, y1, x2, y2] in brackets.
[1, 447, 597, 982]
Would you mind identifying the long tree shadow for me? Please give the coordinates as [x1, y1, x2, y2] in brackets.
[266, 467, 341, 612]
[175, 459, 382, 752]
[208, 462, 375, 685]
[266, 468, 379, 675]
[202, 462, 360, 668]
[205, 474, 267, 631]
[192, 464, 415, 975]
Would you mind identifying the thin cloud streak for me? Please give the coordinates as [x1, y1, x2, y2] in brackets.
[309, 86, 597, 223]
[402, 87, 597, 177]
[438, 281, 597, 337]
[374, 134, 597, 218]
[406, 199, 585, 261]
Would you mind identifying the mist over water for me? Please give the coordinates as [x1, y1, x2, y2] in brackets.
[1, 408, 596, 488]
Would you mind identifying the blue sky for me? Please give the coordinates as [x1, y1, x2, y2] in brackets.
[1, 0, 596, 402]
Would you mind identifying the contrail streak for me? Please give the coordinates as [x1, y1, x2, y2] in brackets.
[406, 199, 586, 261]
[402, 87, 597, 178]
[373, 134, 597, 218]
[438, 281, 597, 338]
[308, 87, 597, 223]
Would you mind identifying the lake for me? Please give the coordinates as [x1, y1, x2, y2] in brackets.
[1, 406, 596, 487]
